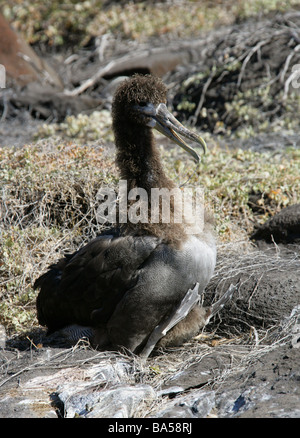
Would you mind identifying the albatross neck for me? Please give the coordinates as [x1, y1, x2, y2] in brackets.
[115, 124, 174, 192]
[114, 122, 186, 246]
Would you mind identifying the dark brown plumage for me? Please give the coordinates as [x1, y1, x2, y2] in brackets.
[34, 74, 217, 356]
[113, 75, 188, 246]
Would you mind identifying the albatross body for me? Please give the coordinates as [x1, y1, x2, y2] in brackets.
[35, 74, 217, 355]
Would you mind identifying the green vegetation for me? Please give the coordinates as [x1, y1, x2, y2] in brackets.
[174, 51, 300, 138]
[2, 0, 300, 48]
[221, 89, 300, 139]
[35, 110, 113, 142]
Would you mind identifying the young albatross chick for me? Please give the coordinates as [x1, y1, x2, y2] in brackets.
[34, 74, 221, 357]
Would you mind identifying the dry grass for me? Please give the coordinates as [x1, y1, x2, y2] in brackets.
[0, 139, 116, 333]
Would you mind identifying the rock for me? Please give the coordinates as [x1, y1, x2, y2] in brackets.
[151, 391, 216, 418]
[0, 348, 133, 418]
[161, 353, 232, 392]
[0, 348, 60, 418]
[205, 248, 300, 334]
[52, 360, 157, 418]
[251, 204, 300, 244]
[0, 388, 57, 418]
[214, 344, 300, 418]
[151, 308, 300, 418]
[59, 384, 156, 418]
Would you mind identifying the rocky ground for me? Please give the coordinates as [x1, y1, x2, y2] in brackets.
[0, 7, 300, 419]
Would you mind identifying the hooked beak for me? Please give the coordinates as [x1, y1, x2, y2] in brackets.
[135, 102, 207, 163]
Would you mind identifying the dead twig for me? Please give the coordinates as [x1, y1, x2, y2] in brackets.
[189, 71, 215, 126]
[237, 39, 271, 88]
[247, 273, 264, 310]
[64, 60, 118, 96]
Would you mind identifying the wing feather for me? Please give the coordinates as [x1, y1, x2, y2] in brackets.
[35, 232, 161, 332]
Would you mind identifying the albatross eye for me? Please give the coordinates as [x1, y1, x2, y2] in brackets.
[133, 102, 156, 118]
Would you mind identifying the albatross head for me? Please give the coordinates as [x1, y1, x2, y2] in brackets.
[112, 74, 207, 163]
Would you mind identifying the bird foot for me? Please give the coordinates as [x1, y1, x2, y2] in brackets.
[140, 282, 200, 358]
[59, 324, 95, 344]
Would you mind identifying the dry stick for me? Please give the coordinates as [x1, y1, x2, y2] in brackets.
[0, 348, 75, 388]
[96, 33, 111, 62]
[247, 273, 264, 311]
[64, 60, 118, 97]
[279, 44, 300, 83]
[282, 44, 300, 100]
[63, 46, 158, 97]
[237, 39, 271, 88]
[283, 69, 300, 100]
[18, 53, 57, 86]
[189, 72, 214, 127]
